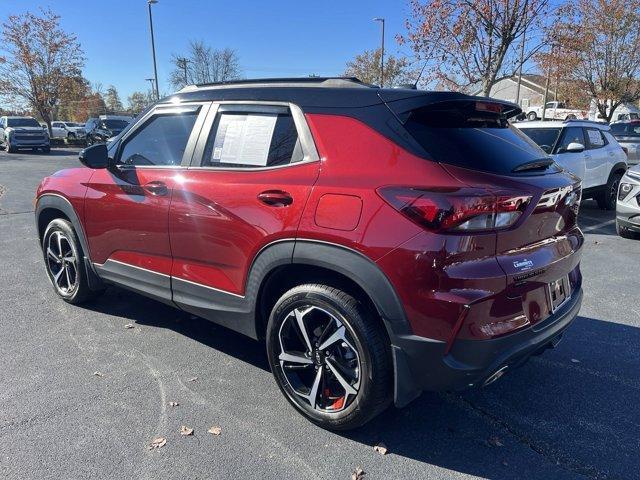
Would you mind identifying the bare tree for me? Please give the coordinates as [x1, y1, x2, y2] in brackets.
[345, 49, 416, 86]
[546, 0, 640, 122]
[400, 0, 550, 95]
[169, 41, 242, 90]
[0, 8, 84, 134]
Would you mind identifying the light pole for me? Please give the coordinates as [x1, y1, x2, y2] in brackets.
[373, 17, 385, 87]
[147, 0, 160, 100]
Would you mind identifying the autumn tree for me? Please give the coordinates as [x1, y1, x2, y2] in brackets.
[169, 41, 242, 90]
[344, 49, 415, 86]
[401, 0, 550, 94]
[104, 85, 124, 113]
[546, 0, 640, 122]
[0, 8, 84, 134]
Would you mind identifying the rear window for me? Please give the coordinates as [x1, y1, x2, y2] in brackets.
[403, 105, 558, 175]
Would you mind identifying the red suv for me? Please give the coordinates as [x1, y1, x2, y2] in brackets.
[35, 78, 584, 430]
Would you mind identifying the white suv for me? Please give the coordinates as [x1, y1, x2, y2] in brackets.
[515, 120, 627, 210]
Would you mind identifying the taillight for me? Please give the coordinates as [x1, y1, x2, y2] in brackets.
[378, 186, 531, 232]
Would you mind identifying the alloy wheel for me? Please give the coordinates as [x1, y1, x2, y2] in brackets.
[610, 178, 620, 207]
[277, 305, 361, 413]
[46, 231, 78, 295]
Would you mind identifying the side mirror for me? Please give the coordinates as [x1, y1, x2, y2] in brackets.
[79, 144, 109, 169]
[565, 142, 585, 153]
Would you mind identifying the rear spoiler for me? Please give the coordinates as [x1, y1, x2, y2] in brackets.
[380, 92, 522, 122]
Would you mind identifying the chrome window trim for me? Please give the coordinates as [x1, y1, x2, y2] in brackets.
[113, 101, 211, 169]
[188, 100, 320, 171]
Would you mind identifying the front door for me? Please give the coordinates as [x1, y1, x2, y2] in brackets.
[168, 103, 320, 334]
[84, 103, 208, 303]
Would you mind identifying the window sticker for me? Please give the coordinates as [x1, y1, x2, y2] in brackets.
[587, 129, 603, 146]
[212, 114, 277, 166]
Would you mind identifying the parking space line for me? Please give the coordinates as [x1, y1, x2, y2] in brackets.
[581, 219, 616, 233]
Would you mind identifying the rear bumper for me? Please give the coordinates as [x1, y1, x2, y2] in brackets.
[392, 287, 583, 407]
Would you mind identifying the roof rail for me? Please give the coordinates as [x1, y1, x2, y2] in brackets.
[179, 77, 376, 92]
[563, 118, 608, 125]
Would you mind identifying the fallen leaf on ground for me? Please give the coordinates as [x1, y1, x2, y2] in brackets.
[124, 324, 134, 329]
[187, 377, 198, 382]
[180, 425, 194, 436]
[207, 426, 222, 436]
[351, 467, 366, 479]
[593, 240, 601, 245]
[93, 371, 104, 377]
[148, 437, 166, 449]
[487, 436, 504, 447]
[571, 358, 580, 363]
[502, 460, 509, 466]
[168, 401, 179, 407]
[373, 443, 388, 455]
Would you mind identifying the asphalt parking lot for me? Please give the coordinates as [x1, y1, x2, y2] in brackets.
[1, 149, 638, 480]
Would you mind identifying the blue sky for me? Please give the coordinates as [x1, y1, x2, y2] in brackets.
[6, 1, 414, 101]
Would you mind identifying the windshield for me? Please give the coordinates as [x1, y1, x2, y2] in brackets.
[101, 119, 129, 130]
[7, 118, 41, 128]
[517, 128, 562, 153]
[403, 105, 560, 175]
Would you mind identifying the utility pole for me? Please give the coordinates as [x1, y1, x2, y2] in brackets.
[373, 18, 385, 87]
[176, 57, 190, 86]
[147, 0, 160, 100]
[515, 13, 527, 107]
[542, 45, 554, 121]
[146, 78, 156, 100]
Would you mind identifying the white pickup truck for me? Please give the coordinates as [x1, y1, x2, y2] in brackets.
[526, 101, 588, 121]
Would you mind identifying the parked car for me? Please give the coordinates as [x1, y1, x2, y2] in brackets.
[51, 121, 86, 141]
[525, 101, 588, 121]
[609, 121, 640, 166]
[85, 115, 133, 145]
[0, 116, 50, 153]
[35, 78, 584, 430]
[515, 120, 627, 210]
[616, 165, 640, 239]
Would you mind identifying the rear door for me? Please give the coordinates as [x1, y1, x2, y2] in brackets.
[84, 103, 208, 303]
[51, 122, 65, 139]
[168, 102, 320, 330]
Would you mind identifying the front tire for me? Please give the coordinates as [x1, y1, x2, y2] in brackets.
[527, 111, 538, 121]
[596, 172, 623, 210]
[616, 220, 640, 239]
[266, 284, 392, 430]
[42, 219, 99, 304]
[7, 139, 16, 153]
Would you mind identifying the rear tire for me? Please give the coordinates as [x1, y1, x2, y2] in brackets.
[266, 284, 392, 430]
[596, 172, 623, 210]
[42, 219, 101, 304]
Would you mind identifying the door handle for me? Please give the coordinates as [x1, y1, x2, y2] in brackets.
[257, 190, 293, 207]
[143, 181, 168, 196]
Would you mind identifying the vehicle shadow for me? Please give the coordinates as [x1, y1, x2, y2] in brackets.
[340, 315, 640, 479]
[579, 200, 617, 236]
[81, 288, 639, 479]
[83, 287, 270, 371]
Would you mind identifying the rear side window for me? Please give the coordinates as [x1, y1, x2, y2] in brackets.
[403, 105, 556, 174]
[118, 112, 198, 166]
[557, 127, 586, 152]
[202, 110, 302, 168]
[585, 128, 605, 149]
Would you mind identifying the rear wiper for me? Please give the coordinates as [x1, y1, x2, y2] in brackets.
[511, 158, 555, 173]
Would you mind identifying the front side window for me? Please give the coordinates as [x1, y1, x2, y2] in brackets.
[557, 127, 586, 153]
[118, 112, 197, 166]
[202, 110, 302, 168]
[102, 119, 129, 130]
[518, 128, 561, 154]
